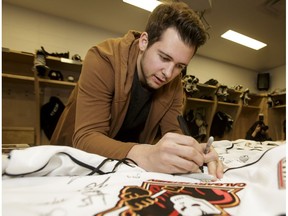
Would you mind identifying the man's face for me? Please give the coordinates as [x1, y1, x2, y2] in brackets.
[137, 27, 195, 90]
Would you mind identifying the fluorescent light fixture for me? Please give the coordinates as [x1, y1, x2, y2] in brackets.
[221, 30, 267, 50]
[123, 0, 162, 12]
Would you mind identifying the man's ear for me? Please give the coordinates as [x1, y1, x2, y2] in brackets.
[139, 32, 149, 51]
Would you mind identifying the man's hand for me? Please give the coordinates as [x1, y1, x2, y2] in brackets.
[127, 132, 205, 174]
[252, 124, 262, 138]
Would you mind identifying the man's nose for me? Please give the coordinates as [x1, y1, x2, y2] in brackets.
[163, 63, 174, 79]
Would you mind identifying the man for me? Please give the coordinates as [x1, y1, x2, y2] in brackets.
[51, 2, 223, 179]
[246, 121, 271, 141]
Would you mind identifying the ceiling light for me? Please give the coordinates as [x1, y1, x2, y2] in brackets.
[123, 0, 162, 12]
[221, 30, 267, 50]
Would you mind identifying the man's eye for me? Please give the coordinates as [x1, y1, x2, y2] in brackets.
[177, 64, 186, 70]
[160, 55, 170, 61]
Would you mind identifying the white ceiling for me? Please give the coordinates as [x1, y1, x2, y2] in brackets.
[3, 0, 286, 72]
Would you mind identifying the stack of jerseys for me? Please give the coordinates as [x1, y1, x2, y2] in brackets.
[2, 140, 286, 216]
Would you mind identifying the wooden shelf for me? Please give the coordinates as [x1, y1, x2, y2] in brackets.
[270, 92, 286, 96]
[46, 56, 82, 72]
[185, 83, 217, 100]
[47, 55, 82, 64]
[186, 97, 215, 104]
[2, 73, 77, 88]
[2, 126, 34, 131]
[2, 73, 34, 83]
[267, 91, 286, 140]
[183, 82, 272, 141]
[2, 48, 34, 63]
[2, 126, 35, 145]
[272, 105, 286, 109]
[2, 48, 81, 145]
[242, 105, 261, 110]
[38, 78, 76, 88]
[217, 101, 240, 107]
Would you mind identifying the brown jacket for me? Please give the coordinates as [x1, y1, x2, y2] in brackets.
[51, 31, 183, 159]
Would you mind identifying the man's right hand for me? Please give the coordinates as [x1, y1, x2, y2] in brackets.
[126, 132, 205, 174]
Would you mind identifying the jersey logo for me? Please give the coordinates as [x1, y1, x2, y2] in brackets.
[96, 180, 245, 215]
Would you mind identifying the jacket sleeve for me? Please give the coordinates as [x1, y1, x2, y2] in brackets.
[72, 46, 136, 159]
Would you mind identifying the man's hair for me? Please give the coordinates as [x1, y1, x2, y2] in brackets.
[145, 2, 208, 53]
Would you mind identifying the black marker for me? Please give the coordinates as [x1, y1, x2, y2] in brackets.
[177, 115, 191, 136]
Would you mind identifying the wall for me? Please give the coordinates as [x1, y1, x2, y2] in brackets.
[264, 65, 286, 92]
[2, 3, 286, 93]
[2, 3, 121, 59]
[187, 55, 259, 92]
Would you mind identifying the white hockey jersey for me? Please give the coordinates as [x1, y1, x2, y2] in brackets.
[2, 140, 286, 216]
